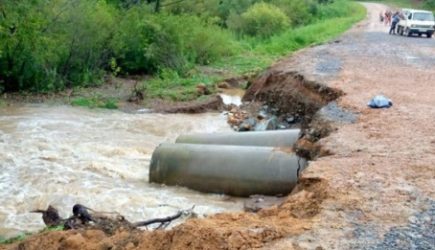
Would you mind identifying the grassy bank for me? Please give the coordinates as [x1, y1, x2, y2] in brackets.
[144, 1, 366, 101]
[0, 0, 366, 107]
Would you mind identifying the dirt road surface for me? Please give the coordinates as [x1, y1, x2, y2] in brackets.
[264, 2, 435, 249]
[2, 2, 434, 250]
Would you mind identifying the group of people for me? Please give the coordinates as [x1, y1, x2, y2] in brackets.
[379, 10, 403, 35]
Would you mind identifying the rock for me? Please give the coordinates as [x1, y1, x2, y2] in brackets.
[239, 118, 257, 131]
[228, 115, 240, 126]
[286, 116, 296, 124]
[257, 110, 268, 120]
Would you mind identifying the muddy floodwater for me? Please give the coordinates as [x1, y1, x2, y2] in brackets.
[219, 89, 245, 106]
[0, 104, 243, 238]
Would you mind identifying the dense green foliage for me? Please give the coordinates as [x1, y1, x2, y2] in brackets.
[0, 0, 116, 92]
[146, 1, 366, 101]
[238, 3, 290, 38]
[0, 0, 364, 97]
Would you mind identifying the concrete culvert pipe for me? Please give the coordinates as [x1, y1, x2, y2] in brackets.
[175, 129, 301, 148]
[149, 143, 307, 197]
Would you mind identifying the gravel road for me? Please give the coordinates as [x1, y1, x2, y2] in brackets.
[267, 2, 435, 249]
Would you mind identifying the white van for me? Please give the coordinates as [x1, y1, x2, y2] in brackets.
[396, 9, 435, 38]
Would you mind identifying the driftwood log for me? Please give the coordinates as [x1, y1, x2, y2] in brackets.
[32, 204, 190, 234]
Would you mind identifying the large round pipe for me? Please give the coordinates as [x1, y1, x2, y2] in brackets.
[175, 129, 301, 147]
[149, 143, 307, 197]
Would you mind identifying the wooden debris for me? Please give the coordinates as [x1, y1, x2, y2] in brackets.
[32, 204, 191, 235]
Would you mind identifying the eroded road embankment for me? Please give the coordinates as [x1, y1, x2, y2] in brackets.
[3, 3, 435, 250]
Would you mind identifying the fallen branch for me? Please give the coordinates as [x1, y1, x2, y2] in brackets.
[31, 204, 193, 234]
[133, 211, 182, 228]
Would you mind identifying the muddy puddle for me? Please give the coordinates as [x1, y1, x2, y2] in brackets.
[0, 104, 244, 238]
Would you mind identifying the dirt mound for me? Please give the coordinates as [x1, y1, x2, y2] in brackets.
[2, 179, 328, 250]
[244, 71, 342, 126]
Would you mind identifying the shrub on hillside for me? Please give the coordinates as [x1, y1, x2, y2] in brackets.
[0, 0, 115, 92]
[424, 0, 435, 10]
[270, 0, 318, 26]
[316, 0, 354, 20]
[166, 0, 260, 27]
[112, 11, 236, 74]
[239, 2, 290, 38]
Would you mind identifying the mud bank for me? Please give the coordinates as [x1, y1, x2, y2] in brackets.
[1, 177, 329, 250]
[244, 71, 343, 127]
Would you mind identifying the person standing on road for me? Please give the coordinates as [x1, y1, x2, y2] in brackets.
[385, 10, 392, 26]
[389, 12, 401, 35]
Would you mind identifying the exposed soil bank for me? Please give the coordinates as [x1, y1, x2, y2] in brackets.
[1, 177, 328, 250]
[151, 95, 224, 114]
[3, 2, 435, 249]
[244, 71, 343, 127]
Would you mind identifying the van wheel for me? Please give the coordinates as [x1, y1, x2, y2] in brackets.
[428, 32, 433, 38]
[399, 26, 404, 36]
[405, 28, 412, 37]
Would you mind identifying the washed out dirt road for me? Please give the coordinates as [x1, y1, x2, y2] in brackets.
[264, 2, 435, 249]
[2, 2, 434, 249]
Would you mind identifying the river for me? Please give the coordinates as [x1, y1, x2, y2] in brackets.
[0, 104, 243, 238]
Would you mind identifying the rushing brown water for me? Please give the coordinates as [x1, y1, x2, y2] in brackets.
[0, 104, 243, 238]
[219, 89, 245, 106]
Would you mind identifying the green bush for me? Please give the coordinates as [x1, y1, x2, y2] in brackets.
[424, 0, 435, 10]
[112, 11, 236, 74]
[270, 0, 318, 26]
[111, 7, 162, 74]
[166, 0, 260, 27]
[0, 0, 115, 92]
[183, 17, 237, 65]
[239, 3, 290, 38]
[316, 0, 355, 20]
